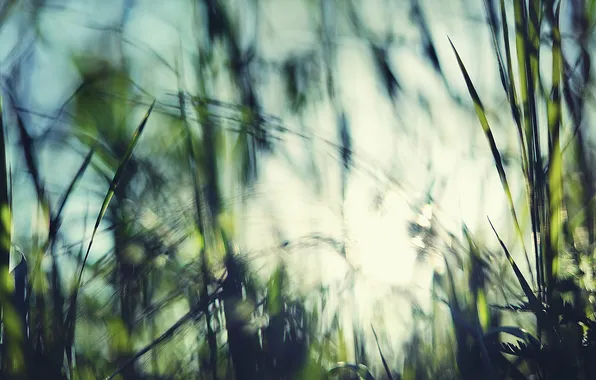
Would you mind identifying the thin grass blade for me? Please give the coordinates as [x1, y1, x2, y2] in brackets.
[51, 149, 95, 238]
[76, 100, 154, 287]
[488, 218, 542, 315]
[372, 325, 394, 380]
[449, 38, 532, 281]
[64, 100, 155, 349]
[546, 0, 563, 301]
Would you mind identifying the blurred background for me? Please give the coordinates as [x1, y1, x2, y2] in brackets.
[0, 0, 594, 379]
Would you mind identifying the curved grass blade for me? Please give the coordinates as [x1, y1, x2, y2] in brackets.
[488, 218, 542, 315]
[11, 99, 50, 225]
[51, 149, 95, 238]
[64, 100, 155, 345]
[449, 38, 533, 282]
[24, 148, 95, 314]
[76, 99, 154, 287]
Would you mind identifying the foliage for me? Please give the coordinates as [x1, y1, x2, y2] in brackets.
[0, 0, 595, 379]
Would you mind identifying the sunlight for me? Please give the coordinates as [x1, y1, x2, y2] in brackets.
[346, 188, 417, 287]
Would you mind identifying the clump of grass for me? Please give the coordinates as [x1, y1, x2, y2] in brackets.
[408, 0, 596, 379]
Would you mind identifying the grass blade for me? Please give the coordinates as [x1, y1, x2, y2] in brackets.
[488, 218, 542, 315]
[0, 95, 19, 377]
[371, 325, 394, 380]
[545, 0, 563, 302]
[64, 100, 155, 349]
[449, 38, 533, 282]
[76, 99, 154, 287]
[50, 149, 95, 239]
[499, 0, 528, 174]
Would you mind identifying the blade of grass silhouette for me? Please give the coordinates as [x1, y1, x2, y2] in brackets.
[76, 100, 154, 287]
[12, 102, 49, 223]
[484, 0, 510, 99]
[25, 148, 95, 312]
[449, 37, 534, 284]
[371, 325, 394, 380]
[487, 0, 528, 177]
[443, 254, 498, 380]
[487, 217, 542, 316]
[52, 148, 95, 236]
[65, 100, 154, 340]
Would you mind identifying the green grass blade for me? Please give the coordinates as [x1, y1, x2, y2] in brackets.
[513, 0, 529, 121]
[0, 96, 20, 377]
[64, 100, 155, 347]
[546, 0, 562, 300]
[528, 0, 542, 90]
[449, 38, 532, 281]
[499, 0, 528, 175]
[76, 100, 154, 287]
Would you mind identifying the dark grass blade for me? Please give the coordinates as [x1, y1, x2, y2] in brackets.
[490, 0, 528, 176]
[484, 0, 510, 99]
[488, 218, 542, 316]
[10, 99, 50, 225]
[24, 149, 95, 316]
[372, 325, 394, 380]
[51, 149, 95, 239]
[449, 38, 533, 282]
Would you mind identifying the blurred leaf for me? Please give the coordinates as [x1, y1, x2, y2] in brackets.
[371, 44, 401, 101]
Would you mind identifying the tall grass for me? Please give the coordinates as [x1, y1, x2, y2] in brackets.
[1, 0, 595, 379]
[398, 0, 596, 379]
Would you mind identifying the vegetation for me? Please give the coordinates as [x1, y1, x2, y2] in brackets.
[0, 0, 595, 379]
